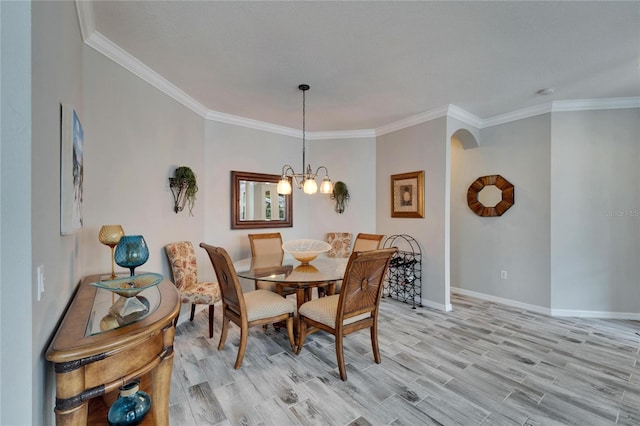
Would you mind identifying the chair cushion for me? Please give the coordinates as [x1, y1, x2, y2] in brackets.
[299, 295, 370, 328]
[244, 290, 295, 322]
[179, 281, 221, 305]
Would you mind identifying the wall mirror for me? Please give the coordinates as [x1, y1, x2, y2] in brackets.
[231, 171, 293, 229]
[467, 174, 515, 217]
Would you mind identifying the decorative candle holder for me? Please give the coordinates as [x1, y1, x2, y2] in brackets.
[99, 225, 125, 280]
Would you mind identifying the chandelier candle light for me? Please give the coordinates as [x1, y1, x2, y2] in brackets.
[277, 84, 333, 195]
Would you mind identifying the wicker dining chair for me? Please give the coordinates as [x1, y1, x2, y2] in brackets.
[200, 243, 295, 369]
[352, 233, 385, 252]
[164, 241, 221, 338]
[248, 232, 296, 297]
[295, 247, 397, 380]
[319, 233, 385, 296]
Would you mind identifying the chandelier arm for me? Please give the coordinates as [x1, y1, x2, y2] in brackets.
[280, 164, 295, 176]
[314, 165, 330, 178]
[280, 164, 304, 189]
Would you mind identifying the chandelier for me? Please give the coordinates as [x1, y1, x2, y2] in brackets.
[277, 84, 333, 195]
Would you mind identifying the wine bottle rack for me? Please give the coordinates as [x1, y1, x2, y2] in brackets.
[382, 234, 422, 308]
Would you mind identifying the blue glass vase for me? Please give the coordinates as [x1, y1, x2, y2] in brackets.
[114, 235, 149, 276]
[107, 380, 151, 426]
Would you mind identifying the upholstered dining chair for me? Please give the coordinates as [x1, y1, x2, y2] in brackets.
[199, 243, 295, 369]
[326, 232, 353, 258]
[295, 247, 397, 380]
[164, 241, 221, 338]
[248, 232, 296, 297]
[352, 233, 385, 252]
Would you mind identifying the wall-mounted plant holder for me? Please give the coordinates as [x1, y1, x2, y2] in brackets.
[169, 166, 198, 215]
[330, 181, 350, 214]
[467, 175, 514, 217]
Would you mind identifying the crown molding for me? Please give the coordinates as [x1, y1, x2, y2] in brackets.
[205, 110, 301, 137]
[551, 97, 640, 112]
[306, 129, 376, 140]
[481, 103, 553, 128]
[85, 31, 209, 118]
[446, 105, 484, 129]
[375, 105, 450, 136]
[75, 0, 95, 42]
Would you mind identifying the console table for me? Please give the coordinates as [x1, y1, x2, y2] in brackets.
[46, 274, 180, 425]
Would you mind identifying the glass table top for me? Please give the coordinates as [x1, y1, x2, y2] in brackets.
[234, 254, 348, 284]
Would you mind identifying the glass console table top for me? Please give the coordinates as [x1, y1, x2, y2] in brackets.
[86, 284, 161, 336]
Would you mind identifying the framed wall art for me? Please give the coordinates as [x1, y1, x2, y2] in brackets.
[391, 170, 424, 218]
[60, 104, 84, 235]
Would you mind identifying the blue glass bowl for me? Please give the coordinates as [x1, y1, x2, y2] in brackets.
[114, 235, 149, 276]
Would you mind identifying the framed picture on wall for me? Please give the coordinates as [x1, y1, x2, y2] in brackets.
[391, 170, 424, 218]
[60, 104, 84, 235]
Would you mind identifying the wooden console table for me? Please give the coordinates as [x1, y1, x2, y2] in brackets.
[46, 274, 180, 425]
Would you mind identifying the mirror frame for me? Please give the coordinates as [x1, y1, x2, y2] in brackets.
[467, 174, 515, 217]
[231, 170, 293, 229]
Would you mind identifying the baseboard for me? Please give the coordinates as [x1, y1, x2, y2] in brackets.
[451, 287, 640, 320]
[549, 308, 640, 320]
[420, 298, 453, 312]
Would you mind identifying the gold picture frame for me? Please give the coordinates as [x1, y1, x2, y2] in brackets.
[391, 170, 424, 218]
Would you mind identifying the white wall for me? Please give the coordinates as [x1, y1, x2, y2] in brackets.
[550, 109, 640, 315]
[82, 46, 207, 305]
[30, 1, 86, 424]
[204, 120, 376, 276]
[1, 2, 33, 424]
[451, 114, 552, 309]
[376, 118, 451, 310]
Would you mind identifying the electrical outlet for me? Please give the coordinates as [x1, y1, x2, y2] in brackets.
[500, 270, 508, 280]
[37, 265, 45, 301]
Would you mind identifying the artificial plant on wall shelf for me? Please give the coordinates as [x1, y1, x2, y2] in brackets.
[330, 181, 350, 214]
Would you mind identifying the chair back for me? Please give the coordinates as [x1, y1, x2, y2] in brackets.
[248, 232, 283, 256]
[337, 248, 397, 325]
[164, 241, 199, 291]
[352, 233, 385, 252]
[200, 243, 246, 322]
[326, 232, 353, 258]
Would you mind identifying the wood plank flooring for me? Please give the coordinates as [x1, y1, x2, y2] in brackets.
[169, 293, 639, 425]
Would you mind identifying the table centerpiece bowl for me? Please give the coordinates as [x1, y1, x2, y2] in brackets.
[282, 239, 331, 265]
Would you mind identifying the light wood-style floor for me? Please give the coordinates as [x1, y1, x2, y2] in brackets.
[168, 293, 639, 425]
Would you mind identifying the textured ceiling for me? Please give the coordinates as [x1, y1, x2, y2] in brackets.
[87, 1, 639, 132]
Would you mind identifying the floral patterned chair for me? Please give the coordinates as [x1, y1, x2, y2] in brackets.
[164, 241, 221, 338]
[326, 232, 353, 258]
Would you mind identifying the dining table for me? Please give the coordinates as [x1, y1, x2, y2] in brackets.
[234, 253, 349, 334]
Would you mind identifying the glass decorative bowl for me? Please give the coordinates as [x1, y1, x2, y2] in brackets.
[90, 273, 163, 298]
[91, 273, 163, 317]
[282, 239, 331, 264]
